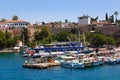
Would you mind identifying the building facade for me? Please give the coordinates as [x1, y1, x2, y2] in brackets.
[0, 20, 28, 29]
[78, 15, 91, 25]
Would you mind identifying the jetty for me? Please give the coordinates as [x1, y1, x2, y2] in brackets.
[0, 49, 15, 54]
[22, 61, 60, 69]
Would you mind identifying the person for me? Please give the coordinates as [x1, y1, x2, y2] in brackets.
[95, 48, 99, 53]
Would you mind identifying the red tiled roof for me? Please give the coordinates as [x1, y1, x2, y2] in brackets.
[92, 22, 111, 25]
[0, 22, 5, 24]
[5, 20, 27, 23]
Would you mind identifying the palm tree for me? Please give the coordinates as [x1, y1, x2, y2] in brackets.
[114, 11, 119, 24]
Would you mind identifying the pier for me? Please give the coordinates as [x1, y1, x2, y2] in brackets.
[22, 61, 60, 69]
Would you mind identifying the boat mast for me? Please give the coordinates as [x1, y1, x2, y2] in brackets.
[78, 28, 80, 43]
[83, 32, 86, 46]
[23, 34, 24, 47]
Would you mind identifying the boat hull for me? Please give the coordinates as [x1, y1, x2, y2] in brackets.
[61, 62, 84, 68]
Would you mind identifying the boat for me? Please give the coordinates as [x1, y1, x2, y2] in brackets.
[57, 53, 84, 68]
[29, 41, 84, 57]
[88, 53, 100, 66]
[106, 57, 117, 65]
[19, 46, 28, 54]
[61, 58, 85, 68]
[82, 58, 92, 67]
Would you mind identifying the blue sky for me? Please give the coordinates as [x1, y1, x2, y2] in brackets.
[0, 0, 120, 23]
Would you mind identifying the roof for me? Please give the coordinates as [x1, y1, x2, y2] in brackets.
[0, 22, 5, 24]
[0, 20, 27, 24]
[5, 20, 27, 23]
[92, 22, 111, 25]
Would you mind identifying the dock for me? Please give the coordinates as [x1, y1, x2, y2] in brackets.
[22, 61, 60, 69]
[0, 48, 19, 54]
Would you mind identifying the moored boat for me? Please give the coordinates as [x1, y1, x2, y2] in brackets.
[61, 59, 85, 68]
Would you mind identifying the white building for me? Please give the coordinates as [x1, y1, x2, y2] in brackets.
[61, 22, 69, 28]
[0, 20, 28, 29]
[78, 15, 91, 25]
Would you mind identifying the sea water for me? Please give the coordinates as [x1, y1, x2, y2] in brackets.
[0, 53, 120, 80]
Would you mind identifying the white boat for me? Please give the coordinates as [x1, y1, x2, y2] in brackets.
[61, 59, 85, 68]
[105, 57, 116, 65]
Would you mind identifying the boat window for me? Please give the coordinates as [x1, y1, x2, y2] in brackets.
[35, 50, 39, 53]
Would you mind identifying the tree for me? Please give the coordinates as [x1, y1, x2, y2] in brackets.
[0, 31, 6, 49]
[68, 33, 77, 41]
[39, 27, 49, 40]
[34, 31, 40, 41]
[21, 27, 29, 45]
[109, 15, 114, 23]
[117, 19, 120, 24]
[87, 33, 106, 47]
[105, 37, 115, 49]
[0, 18, 6, 22]
[65, 19, 68, 23]
[91, 16, 98, 22]
[116, 38, 120, 46]
[12, 15, 18, 20]
[12, 35, 20, 46]
[6, 38, 15, 48]
[105, 13, 108, 21]
[53, 30, 70, 42]
[5, 30, 11, 39]
[41, 22, 45, 25]
[114, 11, 119, 24]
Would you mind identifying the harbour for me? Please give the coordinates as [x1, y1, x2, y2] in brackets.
[0, 52, 120, 80]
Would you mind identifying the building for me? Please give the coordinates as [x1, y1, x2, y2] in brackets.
[78, 15, 91, 25]
[61, 22, 69, 28]
[0, 20, 28, 29]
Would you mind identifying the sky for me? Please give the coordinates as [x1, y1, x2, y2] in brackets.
[0, 0, 120, 23]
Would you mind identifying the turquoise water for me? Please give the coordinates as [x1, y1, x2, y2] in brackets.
[0, 53, 120, 80]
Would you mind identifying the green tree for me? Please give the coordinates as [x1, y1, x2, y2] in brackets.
[65, 19, 68, 23]
[105, 37, 115, 49]
[87, 33, 106, 47]
[91, 16, 98, 22]
[12, 15, 18, 20]
[5, 30, 11, 39]
[13, 35, 20, 43]
[117, 19, 120, 24]
[6, 38, 15, 48]
[105, 37, 115, 45]
[21, 27, 29, 45]
[0, 31, 6, 49]
[116, 38, 120, 46]
[34, 31, 40, 41]
[28, 42, 36, 48]
[0, 18, 6, 22]
[53, 30, 70, 42]
[109, 15, 114, 22]
[4, 30, 12, 48]
[39, 27, 49, 40]
[68, 33, 77, 41]
[105, 13, 108, 21]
